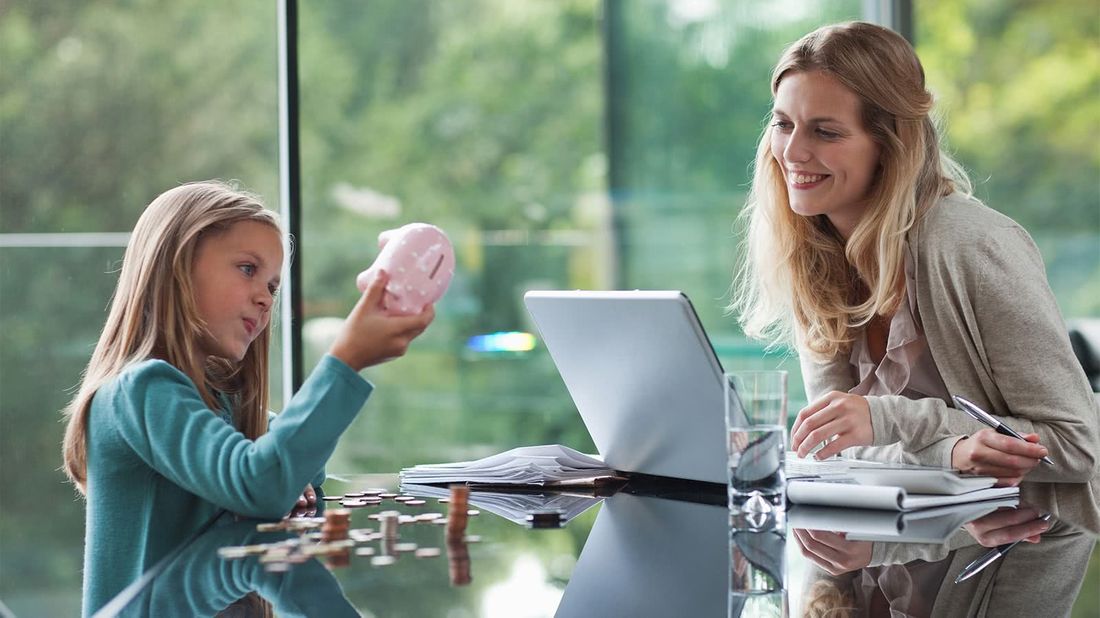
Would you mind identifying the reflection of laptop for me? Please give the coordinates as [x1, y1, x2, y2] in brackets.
[555, 493, 729, 617]
[524, 291, 735, 484]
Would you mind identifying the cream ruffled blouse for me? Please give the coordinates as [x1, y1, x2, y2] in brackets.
[849, 244, 951, 401]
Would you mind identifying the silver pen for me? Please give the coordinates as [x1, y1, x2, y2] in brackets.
[952, 395, 1054, 466]
[954, 513, 1053, 583]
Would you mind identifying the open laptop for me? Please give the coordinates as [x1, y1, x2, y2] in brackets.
[524, 290, 738, 485]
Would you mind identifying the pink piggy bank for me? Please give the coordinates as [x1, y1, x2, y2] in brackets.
[356, 223, 455, 316]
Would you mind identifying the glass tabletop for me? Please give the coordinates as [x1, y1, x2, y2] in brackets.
[95, 475, 1099, 617]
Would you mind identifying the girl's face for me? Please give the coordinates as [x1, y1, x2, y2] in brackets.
[191, 221, 283, 364]
[770, 70, 881, 238]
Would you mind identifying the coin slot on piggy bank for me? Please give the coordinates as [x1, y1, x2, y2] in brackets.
[357, 223, 455, 316]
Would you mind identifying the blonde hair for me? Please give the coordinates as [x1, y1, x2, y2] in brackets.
[62, 180, 281, 493]
[803, 578, 858, 618]
[731, 21, 971, 359]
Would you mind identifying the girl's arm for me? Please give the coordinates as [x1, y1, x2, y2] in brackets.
[101, 355, 372, 519]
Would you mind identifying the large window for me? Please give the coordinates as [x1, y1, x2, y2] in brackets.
[297, 0, 607, 473]
[0, 2, 279, 612]
[1, 1, 1096, 614]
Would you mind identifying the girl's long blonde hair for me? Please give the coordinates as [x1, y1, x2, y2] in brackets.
[732, 21, 971, 360]
[62, 180, 281, 493]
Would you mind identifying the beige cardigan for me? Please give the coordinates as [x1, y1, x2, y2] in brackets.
[800, 192, 1100, 529]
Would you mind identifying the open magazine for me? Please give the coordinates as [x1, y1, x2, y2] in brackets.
[400, 482, 606, 526]
[399, 444, 623, 487]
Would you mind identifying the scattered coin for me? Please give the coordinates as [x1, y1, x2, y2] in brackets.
[355, 547, 376, 557]
[405, 499, 427, 506]
[415, 547, 441, 558]
[467, 509, 480, 516]
[371, 555, 397, 567]
[394, 495, 416, 502]
[379, 493, 399, 499]
[393, 542, 418, 552]
[464, 535, 482, 543]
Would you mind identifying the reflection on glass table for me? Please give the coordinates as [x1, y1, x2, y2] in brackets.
[95, 475, 1097, 617]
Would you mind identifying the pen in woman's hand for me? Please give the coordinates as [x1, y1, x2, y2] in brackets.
[952, 395, 1054, 466]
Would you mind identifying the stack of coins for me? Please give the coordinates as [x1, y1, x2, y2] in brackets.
[446, 484, 469, 537]
[380, 510, 400, 556]
[321, 509, 351, 542]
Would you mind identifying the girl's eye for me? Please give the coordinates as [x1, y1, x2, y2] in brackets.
[239, 264, 256, 277]
[771, 119, 793, 131]
[268, 284, 279, 296]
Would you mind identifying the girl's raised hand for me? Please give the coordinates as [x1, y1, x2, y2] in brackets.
[790, 391, 873, 459]
[329, 269, 435, 372]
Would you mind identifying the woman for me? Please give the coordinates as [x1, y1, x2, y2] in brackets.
[731, 22, 1098, 499]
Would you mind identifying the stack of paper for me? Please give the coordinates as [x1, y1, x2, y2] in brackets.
[401, 482, 605, 526]
[399, 444, 620, 486]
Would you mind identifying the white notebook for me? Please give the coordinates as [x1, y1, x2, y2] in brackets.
[786, 479, 1019, 511]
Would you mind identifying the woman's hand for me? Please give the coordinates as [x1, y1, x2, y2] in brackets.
[964, 506, 1051, 546]
[330, 270, 435, 371]
[793, 528, 872, 575]
[951, 429, 1047, 486]
[790, 391, 873, 459]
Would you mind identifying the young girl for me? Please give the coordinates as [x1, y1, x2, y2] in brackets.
[62, 180, 434, 614]
[732, 23, 1098, 491]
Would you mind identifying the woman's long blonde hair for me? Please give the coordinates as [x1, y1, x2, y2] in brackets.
[62, 180, 281, 493]
[731, 21, 970, 359]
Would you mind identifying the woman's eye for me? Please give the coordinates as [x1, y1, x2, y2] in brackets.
[771, 120, 793, 131]
[816, 128, 840, 139]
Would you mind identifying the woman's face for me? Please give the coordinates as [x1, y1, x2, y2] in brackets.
[770, 70, 881, 238]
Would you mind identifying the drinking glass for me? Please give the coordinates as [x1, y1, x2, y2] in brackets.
[725, 370, 788, 524]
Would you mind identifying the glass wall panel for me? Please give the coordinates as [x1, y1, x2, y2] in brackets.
[915, 3, 1100, 615]
[298, 0, 605, 473]
[607, 0, 862, 412]
[0, 2, 278, 613]
[915, 0, 1100, 318]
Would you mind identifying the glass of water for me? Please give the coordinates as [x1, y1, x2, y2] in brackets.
[729, 527, 787, 617]
[725, 370, 788, 523]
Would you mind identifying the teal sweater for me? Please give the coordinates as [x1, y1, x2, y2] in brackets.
[82, 354, 372, 615]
